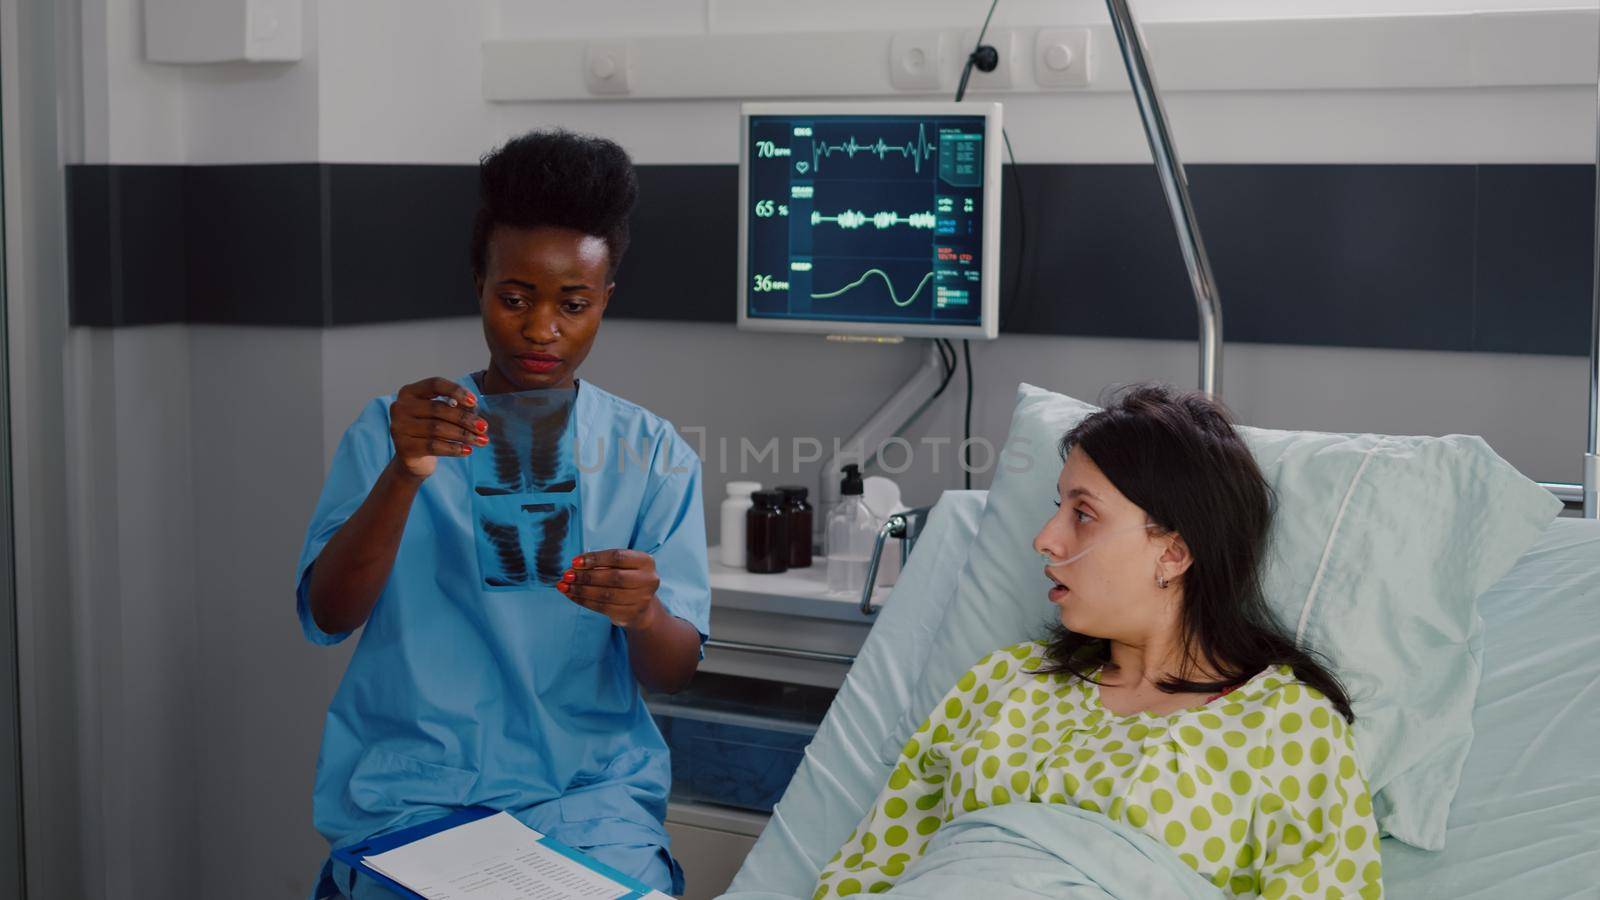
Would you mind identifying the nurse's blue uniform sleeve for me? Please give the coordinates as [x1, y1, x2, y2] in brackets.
[294, 397, 395, 646]
[636, 437, 711, 645]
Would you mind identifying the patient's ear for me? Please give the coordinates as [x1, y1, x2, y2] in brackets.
[1158, 533, 1194, 584]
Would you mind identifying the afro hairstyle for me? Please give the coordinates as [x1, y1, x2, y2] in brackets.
[470, 129, 639, 282]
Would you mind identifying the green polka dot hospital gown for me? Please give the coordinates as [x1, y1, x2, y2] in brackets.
[814, 641, 1383, 899]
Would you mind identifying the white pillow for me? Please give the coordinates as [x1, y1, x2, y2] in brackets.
[896, 383, 1560, 851]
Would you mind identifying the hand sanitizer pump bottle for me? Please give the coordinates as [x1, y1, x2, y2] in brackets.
[826, 464, 876, 595]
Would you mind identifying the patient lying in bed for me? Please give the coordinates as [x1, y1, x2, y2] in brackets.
[812, 386, 1384, 900]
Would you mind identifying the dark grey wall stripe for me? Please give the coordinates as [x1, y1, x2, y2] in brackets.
[325, 165, 480, 324]
[66, 162, 1595, 356]
[1004, 165, 1489, 350]
[1474, 166, 1596, 355]
[612, 166, 738, 324]
[187, 165, 326, 325]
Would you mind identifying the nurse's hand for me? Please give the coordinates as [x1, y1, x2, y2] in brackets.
[388, 377, 490, 479]
[563, 549, 704, 693]
[557, 549, 664, 629]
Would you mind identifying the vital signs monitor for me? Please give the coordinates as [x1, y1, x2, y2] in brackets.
[738, 102, 1002, 340]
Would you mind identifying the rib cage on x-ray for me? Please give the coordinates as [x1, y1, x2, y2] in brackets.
[528, 503, 572, 584]
[467, 387, 581, 592]
[479, 517, 530, 586]
[480, 395, 577, 495]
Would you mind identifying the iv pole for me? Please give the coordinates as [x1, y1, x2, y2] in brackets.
[1104, 0, 1224, 398]
[1585, 9, 1600, 518]
[1103, 1, 1596, 515]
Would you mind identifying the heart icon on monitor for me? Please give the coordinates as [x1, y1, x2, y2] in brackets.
[796, 162, 809, 174]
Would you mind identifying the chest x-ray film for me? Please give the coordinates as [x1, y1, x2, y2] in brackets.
[468, 386, 582, 591]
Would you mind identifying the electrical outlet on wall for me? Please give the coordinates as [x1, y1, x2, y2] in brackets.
[584, 43, 634, 95]
[1034, 28, 1092, 88]
[889, 31, 951, 92]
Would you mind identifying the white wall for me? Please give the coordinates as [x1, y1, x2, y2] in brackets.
[73, 0, 1600, 166]
[321, 317, 1589, 529]
[187, 327, 340, 897]
[45, 2, 1600, 898]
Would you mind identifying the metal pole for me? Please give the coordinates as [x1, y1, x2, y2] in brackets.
[1586, 15, 1600, 518]
[703, 639, 856, 666]
[1104, 0, 1224, 398]
[1538, 481, 1585, 508]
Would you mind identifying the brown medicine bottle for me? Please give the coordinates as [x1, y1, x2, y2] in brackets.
[745, 490, 790, 574]
[776, 485, 813, 568]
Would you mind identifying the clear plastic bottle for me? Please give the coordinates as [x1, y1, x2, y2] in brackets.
[826, 464, 877, 595]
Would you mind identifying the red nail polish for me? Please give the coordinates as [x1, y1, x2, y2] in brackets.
[463, 446, 473, 454]
[467, 394, 477, 406]
[563, 572, 575, 582]
[476, 420, 487, 432]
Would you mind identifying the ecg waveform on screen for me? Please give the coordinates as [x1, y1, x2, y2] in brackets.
[811, 210, 937, 230]
[810, 124, 937, 174]
[810, 268, 935, 308]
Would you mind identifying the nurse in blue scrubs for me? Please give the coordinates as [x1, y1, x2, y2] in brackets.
[296, 129, 709, 898]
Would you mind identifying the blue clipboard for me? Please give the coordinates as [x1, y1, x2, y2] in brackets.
[330, 806, 658, 899]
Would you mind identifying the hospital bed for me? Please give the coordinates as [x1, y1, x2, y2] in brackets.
[715, 2, 1600, 894]
[720, 489, 1600, 898]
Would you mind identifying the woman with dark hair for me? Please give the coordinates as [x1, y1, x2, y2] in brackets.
[295, 130, 706, 898]
[814, 386, 1383, 899]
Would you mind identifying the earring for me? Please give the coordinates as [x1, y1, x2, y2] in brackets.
[1157, 573, 1170, 589]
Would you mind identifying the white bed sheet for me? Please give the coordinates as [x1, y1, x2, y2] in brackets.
[1380, 515, 1600, 898]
